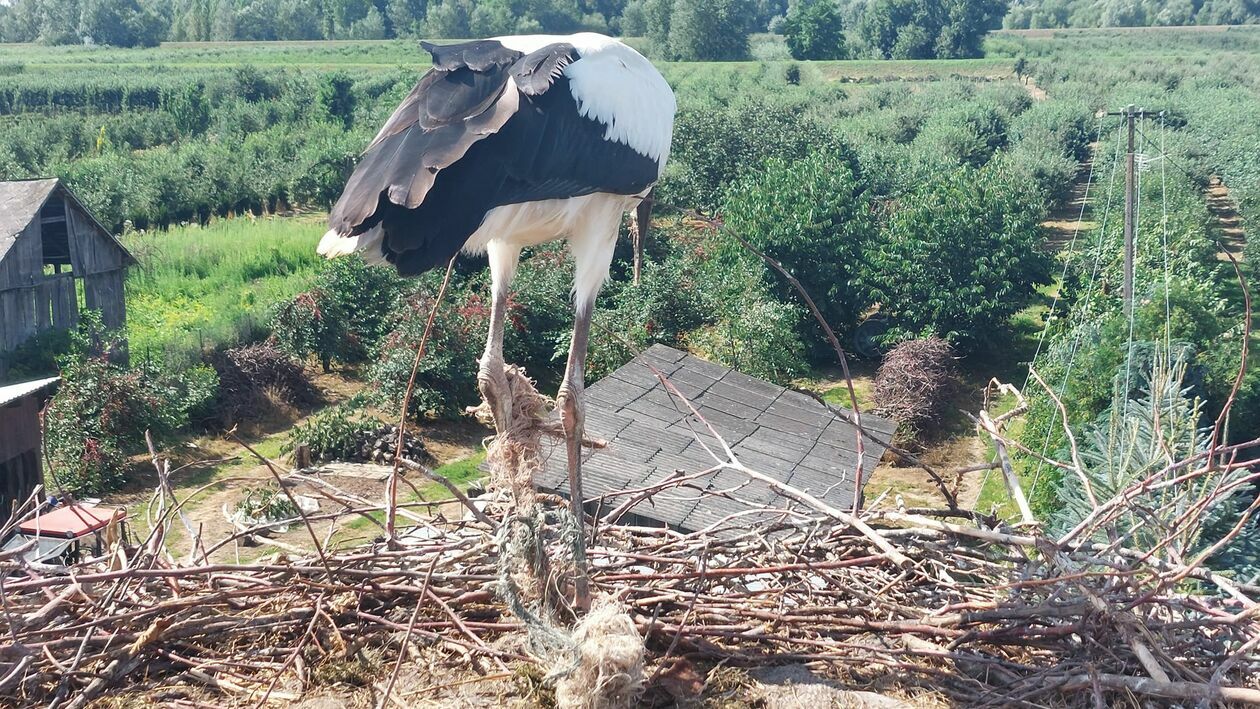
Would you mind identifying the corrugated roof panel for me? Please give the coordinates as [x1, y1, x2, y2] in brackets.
[0, 376, 59, 407]
[529, 346, 892, 533]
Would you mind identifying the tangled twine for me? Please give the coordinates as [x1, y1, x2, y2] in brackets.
[476, 364, 646, 709]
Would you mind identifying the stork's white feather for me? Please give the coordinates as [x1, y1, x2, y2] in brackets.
[496, 33, 676, 167]
[317, 225, 387, 265]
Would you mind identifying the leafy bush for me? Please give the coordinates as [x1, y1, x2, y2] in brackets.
[367, 286, 485, 420]
[719, 149, 874, 350]
[41, 323, 216, 494]
[664, 102, 851, 210]
[285, 404, 381, 463]
[861, 167, 1053, 351]
[270, 290, 346, 372]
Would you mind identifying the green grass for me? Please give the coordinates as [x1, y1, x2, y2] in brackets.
[123, 215, 324, 366]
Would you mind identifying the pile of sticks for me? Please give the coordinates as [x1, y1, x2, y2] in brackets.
[1, 456, 1257, 708]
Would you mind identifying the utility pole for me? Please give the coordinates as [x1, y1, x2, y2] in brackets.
[1105, 105, 1162, 319]
[1124, 106, 1136, 318]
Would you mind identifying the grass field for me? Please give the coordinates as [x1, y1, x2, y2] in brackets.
[122, 215, 325, 366]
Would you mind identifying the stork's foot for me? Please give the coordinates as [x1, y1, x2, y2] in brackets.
[557, 383, 590, 610]
[476, 359, 513, 436]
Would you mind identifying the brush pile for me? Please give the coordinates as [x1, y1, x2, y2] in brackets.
[1, 457, 1257, 708]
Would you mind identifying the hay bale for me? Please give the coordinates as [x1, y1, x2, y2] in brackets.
[872, 337, 957, 445]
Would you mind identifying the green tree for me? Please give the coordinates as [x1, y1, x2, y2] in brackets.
[857, 0, 1008, 59]
[647, 0, 754, 60]
[319, 72, 356, 128]
[781, 0, 846, 59]
[720, 149, 874, 345]
[860, 167, 1052, 351]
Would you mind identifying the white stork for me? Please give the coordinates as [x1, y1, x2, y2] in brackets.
[318, 32, 676, 550]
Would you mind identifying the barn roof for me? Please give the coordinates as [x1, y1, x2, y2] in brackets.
[0, 376, 59, 407]
[534, 345, 897, 533]
[0, 178, 135, 267]
[0, 178, 59, 255]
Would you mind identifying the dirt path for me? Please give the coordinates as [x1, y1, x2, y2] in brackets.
[1207, 176, 1246, 262]
[1042, 143, 1099, 251]
[1023, 78, 1048, 102]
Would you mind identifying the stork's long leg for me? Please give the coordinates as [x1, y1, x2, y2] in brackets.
[479, 242, 520, 435]
[557, 300, 594, 609]
[559, 218, 620, 611]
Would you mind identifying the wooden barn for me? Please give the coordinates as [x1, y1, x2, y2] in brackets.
[0, 376, 59, 523]
[0, 178, 134, 379]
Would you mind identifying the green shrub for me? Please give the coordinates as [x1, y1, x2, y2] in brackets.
[367, 286, 484, 420]
[285, 403, 381, 463]
[719, 149, 874, 351]
[861, 167, 1052, 351]
[270, 289, 346, 372]
[663, 101, 851, 210]
[42, 339, 213, 495]
[782, 0, 847, 60]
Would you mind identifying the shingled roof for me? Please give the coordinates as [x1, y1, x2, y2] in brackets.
[535, 344, 896, 533]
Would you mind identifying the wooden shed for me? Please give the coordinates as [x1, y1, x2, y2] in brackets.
[0, 179, 135, 379]
[0, 376, 59, 524]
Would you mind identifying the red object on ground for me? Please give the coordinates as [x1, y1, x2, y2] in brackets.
[17, 504, 125, 539]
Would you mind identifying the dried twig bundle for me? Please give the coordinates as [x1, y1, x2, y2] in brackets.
[873, 336, 957, 443]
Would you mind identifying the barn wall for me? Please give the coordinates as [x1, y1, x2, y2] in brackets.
[0, 186, 129, 374]
[67, 201, 125, 276]
[83, 269, 125, 329]
[0, 395, 43, 462]
[0, 220, 41, 292]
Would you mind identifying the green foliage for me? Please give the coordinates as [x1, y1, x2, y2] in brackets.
[270, 255, 405, 370]
[664, 101, 846, 210]
[719, 149, 873, 346]
[856, 0, 1009, 59]
[367, 285, 485, 420]
[319, 72, 356, 129]
[270, 290, 346, 372]
[232, 485, 300, 522]
[685, 266, 809, 381]
[1003, 0, 1260, 27]
[782, 0, 847, 60]
[645, 0, 755, 59]
[861, 166, 1052, 351]
[42, 317, 217, 494]
[285, 403, 381, 462]
[1049, 355, 1260, 579]
[124, 218, 323, 369]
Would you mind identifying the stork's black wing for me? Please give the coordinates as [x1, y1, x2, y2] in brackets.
[325, 39, 662, 277]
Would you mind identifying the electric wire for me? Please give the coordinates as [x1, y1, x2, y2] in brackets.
[1027, 117, 1127, 499]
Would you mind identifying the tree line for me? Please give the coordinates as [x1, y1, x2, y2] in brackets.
[0, 0, 1006, 62]
[1004, 0, 1260, 28]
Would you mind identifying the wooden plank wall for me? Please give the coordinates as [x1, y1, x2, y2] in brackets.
[0, 220, 41, 293]
[84, 269, 125, 329]
[67, 201, 125, 275]
[0, 396, 43, 462]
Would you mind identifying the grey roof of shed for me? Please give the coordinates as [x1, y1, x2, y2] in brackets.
[535, 345, 897, 533]
[0, 178, 135, 267]
[0, 376, 59, 407]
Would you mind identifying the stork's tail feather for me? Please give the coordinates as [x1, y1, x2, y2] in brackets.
[317, 225, 388, 266]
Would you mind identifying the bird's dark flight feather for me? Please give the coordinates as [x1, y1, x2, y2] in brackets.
[327, 39, 661, 277]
